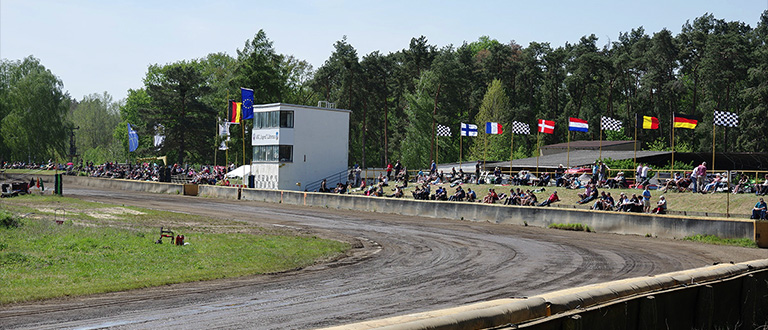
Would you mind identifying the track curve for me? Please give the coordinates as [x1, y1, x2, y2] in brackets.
[1, 186, 766, 329]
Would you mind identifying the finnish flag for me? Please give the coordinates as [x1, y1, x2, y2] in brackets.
[461, 123, 478, 137]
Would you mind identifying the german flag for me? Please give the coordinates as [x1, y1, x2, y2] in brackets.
[673, 113, 698, 129]
[227, 100, 242, 124]
[642, 116, 659, 129]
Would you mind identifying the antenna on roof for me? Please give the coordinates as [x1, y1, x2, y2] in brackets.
[317, 101, 336, 109]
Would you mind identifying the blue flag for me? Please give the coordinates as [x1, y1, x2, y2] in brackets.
[241, 87, 254, 120]
[127, 123, 139, 152]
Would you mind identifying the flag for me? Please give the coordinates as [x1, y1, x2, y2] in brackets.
[714, 110, 739, 127]
[127, 123, 139, 152]
[485, 122, 503, 134]
[600, 116, 622, 131]
[673, 113, 698, 129]
[436, 124, 451, 137]
[538, 119, 555, 134]
[511, 121, 530, 135]
[241, 87, 254, 120]
[642, 116, 659, 129]
[568, 117, 589, 132]
[461, 123, 478, 137]
[153, 135, 165, 147]
[227, 100, 242, 123]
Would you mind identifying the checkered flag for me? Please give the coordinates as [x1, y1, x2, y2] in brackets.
[436, 124, 451, 137]
[714, 110, 739, 127]
[600, 116, 622, 131]
[511, 121, 530, 135]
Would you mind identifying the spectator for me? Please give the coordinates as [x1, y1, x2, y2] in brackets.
[757, 174, 768, 196]
[642, 185, 652, 213]
[388, 185, 403, 198]
[751, 198, 767, 220]
[466, 188, 477, 202]
[577, 184, 599, 205]
[555, 164, 566, 187]
[732, 174, 749, 194]
[660, 172, 682, 193]
[537, 172, 551, 187]
[652, 195, 667, 214]
[695, 162, 707, 193]
[605, 171, 626, 189]
[386, 162, 393, 180]
[538, 191, 560, 207]
[449, 186, 466, 201]
[482, 188, 499, 204]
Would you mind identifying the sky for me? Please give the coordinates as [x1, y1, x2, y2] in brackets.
[2, 0, 766, 102]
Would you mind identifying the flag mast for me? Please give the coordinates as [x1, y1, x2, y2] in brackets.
[633, 114, 638, 170]
[671, 113, 676, 171]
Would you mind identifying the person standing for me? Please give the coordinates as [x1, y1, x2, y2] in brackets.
[430, 160, 437, 175]
[696, 162, 707, 194]
[386, 162, 393, 180]
[642, 185, 652, 213]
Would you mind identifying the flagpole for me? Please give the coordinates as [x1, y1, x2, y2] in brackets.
[215, 118, 219, 167]
[712, 124, 716, 171]
[459, 133, 463, 169]
[510, 131, 514, 176]
[536, 132, 540, 175]
[483, 131, 487, 170]
[599, 125, 603, 161]
[633, 114, 638, 169]
[671, 117, 676, 171]
[567, 129, 570, 168]
[436, 136, 439, 172]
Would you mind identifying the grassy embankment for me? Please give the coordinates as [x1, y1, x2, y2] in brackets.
[0, 195, 349, 304]
[353, 181, 760, 217]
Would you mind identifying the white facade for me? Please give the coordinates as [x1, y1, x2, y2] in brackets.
[249, 103, 350, 191]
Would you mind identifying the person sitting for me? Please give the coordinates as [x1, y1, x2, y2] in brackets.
[751, 198, 767, 220]
[522, 191, 537, 206]
[577, 185, 598, 204]
[605, 172, 625, 189]
[732, 174, 749, 194]
[432, 186, 448, 201]
[652, 195, 667, 214]
[538, 191, 560, 207]
[757, 175, 768, 196]
[466, 188, 477, 202]
[577, 184, 593, 200]
[702, 174, 723, 193]
[660, 172, 682, 193]
[504, 188, 520, 205]
[482, 188, 499, 204]
[388, 185, 404, 198]
[592, 191, 609, 210]
[537, 172, 551, 187]
[449, 186, 466, 201]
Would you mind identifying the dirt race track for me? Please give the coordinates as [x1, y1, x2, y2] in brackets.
[2, 185, 767, 330]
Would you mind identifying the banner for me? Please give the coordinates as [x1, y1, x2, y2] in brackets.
[127, 123, 139, 152]
[241, 87, 254, 120]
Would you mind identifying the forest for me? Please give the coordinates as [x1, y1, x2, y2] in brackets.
[1, 11, 766, 170]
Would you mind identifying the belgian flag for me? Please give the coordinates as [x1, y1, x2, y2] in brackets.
[227, 100, 242, 124]
[673, 113, 698, 129]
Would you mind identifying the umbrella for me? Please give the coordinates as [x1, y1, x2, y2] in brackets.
[66, 162, 74, 166]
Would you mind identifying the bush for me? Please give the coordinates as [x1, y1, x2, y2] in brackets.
[0, 211, 22, 228]
[548, 223, 593, 232]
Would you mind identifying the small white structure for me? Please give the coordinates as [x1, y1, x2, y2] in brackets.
[249, 103, 350, 191]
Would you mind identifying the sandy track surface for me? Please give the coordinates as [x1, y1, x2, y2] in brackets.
[2, 186, 766, 329]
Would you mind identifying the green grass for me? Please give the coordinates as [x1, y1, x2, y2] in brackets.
[0, 196, 349, 304]
[357, 182, 758, 218]
[547, 223, 593, 232]
[683, 234, 758, 248]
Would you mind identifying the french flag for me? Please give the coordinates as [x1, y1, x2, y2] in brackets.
[568, 117, 589, 132]
[485, 122, 503, 135]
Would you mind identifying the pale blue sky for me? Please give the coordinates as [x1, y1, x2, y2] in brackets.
[2, 0, 766, 102]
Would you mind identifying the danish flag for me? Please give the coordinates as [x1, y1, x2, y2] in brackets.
[538, 119, 555, 134]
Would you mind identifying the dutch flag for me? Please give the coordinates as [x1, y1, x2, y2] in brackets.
[568, 117, 589, 132]
[485, 122, 503, 135]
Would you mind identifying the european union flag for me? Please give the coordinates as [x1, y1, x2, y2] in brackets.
[241, 87, 254, 120]
[127, 123, 139, 152]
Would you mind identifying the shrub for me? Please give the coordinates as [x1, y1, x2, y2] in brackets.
[0, 211, 22, 228]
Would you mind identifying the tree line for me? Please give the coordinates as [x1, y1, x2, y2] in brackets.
[1, 11, 766, 170]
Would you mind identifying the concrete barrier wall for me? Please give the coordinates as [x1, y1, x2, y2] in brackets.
[4, 173, 183, 195]
[322, 259, 768, 330]
[237, 188, 757, 243]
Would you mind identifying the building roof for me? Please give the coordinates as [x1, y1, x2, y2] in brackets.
[253, 103, 353, 113]
[484, 150, 671, 170]
[541, 140, 637, 150]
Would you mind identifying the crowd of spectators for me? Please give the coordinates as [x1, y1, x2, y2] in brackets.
[2, 160, 233, 186]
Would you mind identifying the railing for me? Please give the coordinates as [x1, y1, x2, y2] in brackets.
[304, 169, 349, 192]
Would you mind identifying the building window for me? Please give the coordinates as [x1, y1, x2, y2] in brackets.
[254, 111, 294, 129]
[253, 145, 293, 162]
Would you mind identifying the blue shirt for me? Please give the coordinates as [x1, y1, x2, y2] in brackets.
[642, 190, 651, 201]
